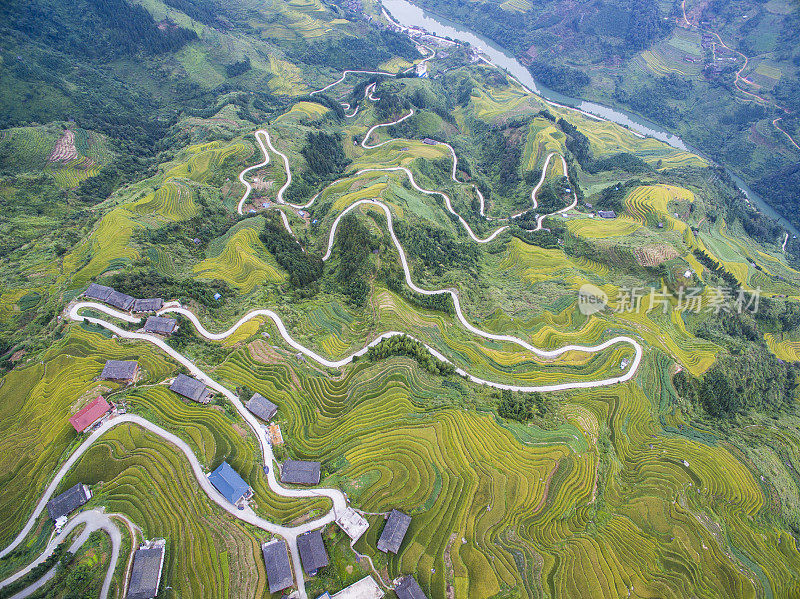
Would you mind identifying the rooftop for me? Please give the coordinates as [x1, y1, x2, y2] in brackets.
[335, 507, 369, 542]
[377, 509, 411, 554]
[132, 298, 164, 313]
[100, 360, 139, 381]
[127, 544, 166, 599]
[47, 483, 91, 521]
[83, 283, 114, 302]
[297, 529, 329, 574]
[246, 392, 277, 422]
[69, 396, 112, 433]
[394, 575, 428, 599]
[331, 575, 385, 599]
[281, 460, 321, 485]
[106, 290, 135, 311]
[262, 539, 294, 594]
[143, 316, 177, 335]
[169, 374, 211, 404]
[208, 461, 250, 505]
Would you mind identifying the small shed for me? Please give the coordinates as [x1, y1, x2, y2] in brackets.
[127, 540, 166, 599]
[70, 396, 112, 433]
[100, 360, 139, 382]
[106, 290, 135, 311]
[281, 460, 321, 485]
[377, 509, 411, 554]
[83, 283, 114, 302]
[132, 298, 164, 313]
[143, 316, 177, 335]
[262, 539, 294, 594]
[47, 483, 91, 521]
[422, 138, 437, 145]
[209, 461, 251, 504]
[395, 575, 428, 599]
[331, 576, 384, 599]
[246, 393, 277, 422]
[169, 374, 212, 404]
[336, 507, 369, 542]
[297, 529, 329, 575]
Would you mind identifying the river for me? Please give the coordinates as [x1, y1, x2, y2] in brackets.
[382, 0, 799, 239]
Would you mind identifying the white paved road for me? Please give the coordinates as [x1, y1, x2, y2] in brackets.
[1, 509, 120, 599]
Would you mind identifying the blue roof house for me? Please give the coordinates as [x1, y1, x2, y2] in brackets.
[209, 462, 251, 506]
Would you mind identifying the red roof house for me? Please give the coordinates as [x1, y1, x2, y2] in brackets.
[69, 396, 112, 433]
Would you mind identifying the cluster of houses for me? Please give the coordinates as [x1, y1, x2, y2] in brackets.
[83, 283, 178, 336]
[262, 503, 423, 598]
[76, 283, 429, 597]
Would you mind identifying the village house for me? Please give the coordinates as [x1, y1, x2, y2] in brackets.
[377, 509, 411, 554]
[69, 396, 113, 433]
[127, 539, 166, 599]
[394, 575, 428, 599]
[598, 210, 617, 219]
[297, 529, 329, 575]
[142, 316, 177, 335]
[100, 360, 139, 383]
[83, 283, 114, 302]
[47, 483, 91, 521]
[262, 539, 294, 594]
[208, 461, 252, 506]
[105, 290, 135, 311]
[169, 374, 212, 404]
[281, 460, 321, 485]
[246, 392, 278, 422]
[132, 298, 164, 313]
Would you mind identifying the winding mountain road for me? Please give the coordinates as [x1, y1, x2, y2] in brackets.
[0, 509, 121, 599]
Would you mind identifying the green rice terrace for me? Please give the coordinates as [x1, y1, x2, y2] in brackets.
[1, 0, 800, 598]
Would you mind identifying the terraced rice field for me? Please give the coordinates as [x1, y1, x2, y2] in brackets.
[0, 327, 177, 546]
[194, 224, 286, 292]
[131, 181, 199, 223]
[61, 425, 267, 599]
[522, 119, 565, 171]
[210, 346, 800, 598]
[164, 140, 251, 184]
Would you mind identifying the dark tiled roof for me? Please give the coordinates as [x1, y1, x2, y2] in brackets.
[395, 575, 428, 599]
[69, 396, 111, 432]
[377, 509, 411, 554]
[143, 316, 177, 335]
[169, 374, 211, 404]
[132, 298, 164, 313]
[127, 545, 165, 599]
[106, 290, 135, 310]
[598, 210, 617, 219]
[100, 360, 139, 381]
[47, 483, 90, 520]
[262, 539, 293, 593]
[281, 460, 321, 485]
[83, 283, 114, 302]
[246, 393, 277, 422]
[208, 461, 250, 504]
[297, 529, 329, 574]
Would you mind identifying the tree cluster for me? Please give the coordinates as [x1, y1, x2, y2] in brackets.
[259, 215, 323, 288]
[366, 334, 455, 376]
[497, 389, 546, 422]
